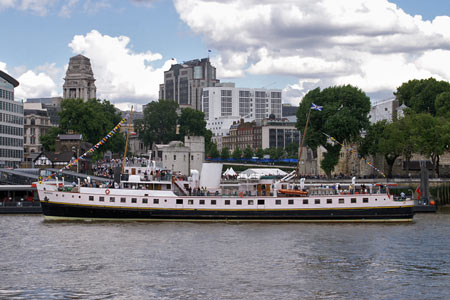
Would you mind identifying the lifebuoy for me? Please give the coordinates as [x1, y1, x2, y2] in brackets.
[239, 192, 244, 197]
[105, 189, 110, 195]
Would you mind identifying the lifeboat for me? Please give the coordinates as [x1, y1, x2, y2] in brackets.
[278, 189, 308, 196]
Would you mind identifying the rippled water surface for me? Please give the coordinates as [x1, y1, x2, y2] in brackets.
[1, 213, 449, 299]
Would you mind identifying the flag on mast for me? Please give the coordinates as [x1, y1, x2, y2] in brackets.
[311, 103, 323, 111]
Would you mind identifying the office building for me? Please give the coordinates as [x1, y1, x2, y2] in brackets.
[0, 70, 24, 168]
[159, 58, 220, 110]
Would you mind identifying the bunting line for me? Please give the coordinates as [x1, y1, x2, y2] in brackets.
[322, 132, 387, 178]
[42, 118, 127, 182]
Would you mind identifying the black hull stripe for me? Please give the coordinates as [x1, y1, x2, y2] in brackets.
[41, 202, 414, 221]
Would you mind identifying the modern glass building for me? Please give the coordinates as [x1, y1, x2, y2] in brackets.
[0, 71, 24, 168]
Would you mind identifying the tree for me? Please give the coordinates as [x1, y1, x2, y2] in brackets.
[135, 99, 178, 147]
[43, 98, 125, 154]
[408, 113, 450, 177]
[435, 91, 450, 118]
[221, 147, 230, 159]
[41, 127, 62, 151]
[264, 147, 284, 160]
[255, 148, 264, 159]
[394, 78, 450, 116]
[232, 147, 242, 159]
[285, 142, 299, 158]
[296, 85, 371, 177]
[207, 143, 220, 158]
[243, 146, 253, 159]
[178, 108, 207, 137]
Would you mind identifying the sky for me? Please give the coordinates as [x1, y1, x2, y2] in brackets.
[1, 0, 450, 111]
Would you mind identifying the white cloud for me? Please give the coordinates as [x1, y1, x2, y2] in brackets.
[175, 0, 450, 100]
[0, 0, 16, 10]
[15, 70, 59, 99]
[68, 29, 172, 106]
[59, 0, 79, 17]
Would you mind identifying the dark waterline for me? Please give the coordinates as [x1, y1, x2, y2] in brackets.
[1, 213, 449, 300]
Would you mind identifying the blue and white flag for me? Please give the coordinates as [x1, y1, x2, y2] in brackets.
[311, 103, 323, 111]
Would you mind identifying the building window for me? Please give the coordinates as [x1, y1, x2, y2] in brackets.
[363, 198, 369, 203]
[315, 199, 320, 204]
[174, 155, 176, 160]
[211, 200, 216, 205]
[275, 199, 281, 205]
[303, 199, 308, 205]
[199, 199, 205, 205]
[257, 199, 265, 205]
[248, 200, 254, 205]
[176, 199, 183, 205]
[236, 199, 242, 205]
[188, 199, 194, 205]
[351, 198, 356, 204]
[109, 197, 115, 202]
[327, 199, 332, 204]
[121, 197, 126, 203]
[131, 198, 137, 203]
[142, 198, 148, 204]
[339, 198, 345, 204]
[288, 199, 294, 205]
[89, 196, 94, 201]
[225, 200, 230, 205]
[153, 199, 159, 204]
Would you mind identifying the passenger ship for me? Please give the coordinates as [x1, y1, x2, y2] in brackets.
[36, 174, 414, 222]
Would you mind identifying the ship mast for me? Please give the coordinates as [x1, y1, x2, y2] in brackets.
[295, 108, 311, 181]
[121, 106, 134, 174]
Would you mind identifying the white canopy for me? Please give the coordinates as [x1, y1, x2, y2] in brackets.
[239, 168, 288, 177]
[223, 167, 237, 176]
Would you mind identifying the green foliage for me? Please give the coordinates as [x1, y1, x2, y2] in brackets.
[41, 127, 63, 151]
[232, 147, 242, 159]
[255, 148, 264, 159]
[178, 108, 207, 136]
[45, 98, 125, 153]
[264, 147, 285, 160]
[243, 145, 253, 159]
[408, 113, 450, 177]
[435, 91, 450, 118]
[221, 147, 230, 159]
[394, 78, 450, 116]
[285, 142, 299, 158]
[296, 85, 371, 176]
[135, 99, 179, 147]
[359, 120, 389, 158]
[208, 143, 220, 158]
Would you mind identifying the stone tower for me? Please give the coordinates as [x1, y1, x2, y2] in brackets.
[63, 54, 96, 101]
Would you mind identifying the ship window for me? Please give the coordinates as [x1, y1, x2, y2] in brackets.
[339, 198, 344, 204]
[99, 197, 104, 202]
[199, 199, 205, 205]
[303, 199, 308, 205]
[211, 200, 216, 205]
[275, 199, 281, 205]
[288, 199, 294, 205]
[142, 198, 148, 204]
[176, 199, 183, 204]
[153, 199, 159, 204]
[257, 199, 265, 205]
[188, 199, 194, 205]
[315, 199, 320, 204]
[89, 196, 94, 201]
[110, 197, 115, 202]
[131, 198, 137, 203]
[236, 200, 242, 205]
[121, 197, 126, 203]
[248, 200, 254, 205]
[225, 200, 230, 205]
[363, 198, 369, 203]
[351, 198, 356, 204]
[327, 199, 332, 204]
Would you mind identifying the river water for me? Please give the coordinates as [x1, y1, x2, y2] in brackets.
[1, 213, 449, 300]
